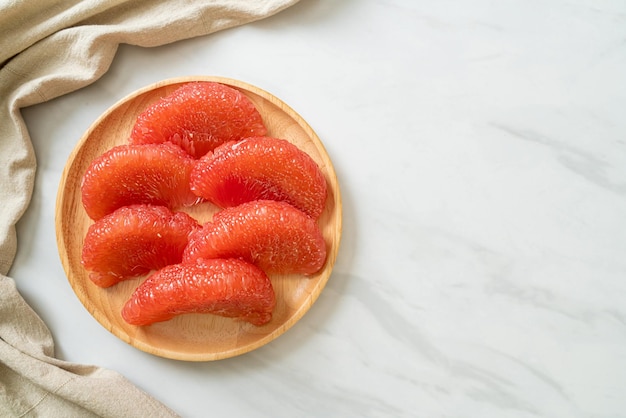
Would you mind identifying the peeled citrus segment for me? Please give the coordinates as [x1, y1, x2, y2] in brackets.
[81, 143, 199, 221]
[129, 82, 267, 158]
[191, 137, 327, 219]
[121, 258, 276, 326]
[183, 200, 327, 275]
[81, 205, 199, 288]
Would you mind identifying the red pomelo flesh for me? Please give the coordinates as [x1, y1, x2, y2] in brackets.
[129, 82, 267, 158]
[81, 205, 199, 288]
[121, 258, 276, 326]
[191, 137, 327, 219]
[183, 200, 327, 275]
[81, 143, 198, 221]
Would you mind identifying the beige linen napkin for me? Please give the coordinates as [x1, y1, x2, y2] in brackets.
[0, 0, 299, 416]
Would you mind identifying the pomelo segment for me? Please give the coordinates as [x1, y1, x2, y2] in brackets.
[129, 82, 267, 158]
[81, 205, 199, 288]
[121, 258, 276, 326]
[191, 137, 327, 219]
[81, 143, 198, 221]
[183, 200, 327, 275]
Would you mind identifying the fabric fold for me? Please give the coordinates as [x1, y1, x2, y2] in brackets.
[0, 0, 299, 416]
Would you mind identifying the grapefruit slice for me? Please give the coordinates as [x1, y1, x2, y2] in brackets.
[121, 258, 276, 326]
[191, 137, 327, 219]
[129, 82, 267, 158]
[81, 143, 198, 221]
[183, 200, 327, 275]
[81, 205, 199, 288]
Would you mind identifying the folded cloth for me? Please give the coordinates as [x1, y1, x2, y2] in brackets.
[0, 0, 299, 416]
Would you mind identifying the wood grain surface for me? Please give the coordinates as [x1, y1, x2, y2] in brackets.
[55, 76, 342, 361]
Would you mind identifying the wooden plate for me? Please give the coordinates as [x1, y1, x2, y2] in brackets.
[55, 76, 342, 361]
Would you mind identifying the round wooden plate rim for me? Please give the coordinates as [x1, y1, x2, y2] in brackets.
[55, 76, 342, 361]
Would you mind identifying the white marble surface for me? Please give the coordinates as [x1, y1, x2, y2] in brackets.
[9, 0, 626, 416]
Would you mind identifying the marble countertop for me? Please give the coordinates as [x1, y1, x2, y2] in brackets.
[10, 0, 626, 416]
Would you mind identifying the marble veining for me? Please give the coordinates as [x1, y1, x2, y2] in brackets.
[9, 0, 626, 416]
